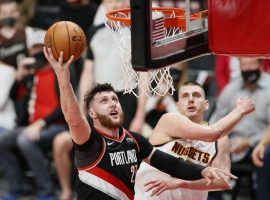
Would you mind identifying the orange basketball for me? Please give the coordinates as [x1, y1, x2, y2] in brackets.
[44, 21, 86, 62]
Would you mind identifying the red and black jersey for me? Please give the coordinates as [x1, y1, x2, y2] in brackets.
[73, 127, 153, 200]
[28, 67, 59, 123]
[0, 26, 27, 68]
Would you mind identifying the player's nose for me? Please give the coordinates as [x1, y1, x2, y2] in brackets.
[109, 99, 117, 107]
[188, 96, 194, 102]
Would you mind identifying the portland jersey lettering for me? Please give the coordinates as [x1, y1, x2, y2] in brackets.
[109, 149, 137, 166]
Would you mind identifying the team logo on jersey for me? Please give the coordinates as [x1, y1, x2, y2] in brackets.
[126, 138, 134, 145]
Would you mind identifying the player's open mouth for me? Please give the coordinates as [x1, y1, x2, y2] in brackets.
[110, 111, 118, 116]
[188, 106, 196, 112]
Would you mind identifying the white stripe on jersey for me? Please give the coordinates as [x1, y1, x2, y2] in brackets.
[79, 171, 130, 200]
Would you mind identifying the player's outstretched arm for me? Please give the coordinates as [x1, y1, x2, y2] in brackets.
[151, 97, 255, 143]
[145, 171, 233, 197]
[144, 149, 236, 183]
[209, 96, 255, 139]
[145, 137, 233, 196]
[43, 47, 90, 144]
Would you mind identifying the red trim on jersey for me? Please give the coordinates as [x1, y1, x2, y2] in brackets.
[87, 166, 134, 200]
[125, 131, 140, 153]
[77, 138, 106, 171]
[95, 127, 126, 143]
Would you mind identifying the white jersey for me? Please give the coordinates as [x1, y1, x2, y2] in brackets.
[134, 139, 218, 200]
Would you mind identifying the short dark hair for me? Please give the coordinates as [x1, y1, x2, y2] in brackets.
[179, 81, 205, 97]
[84, 83, 116, 109]
[181, 81, 203, 88]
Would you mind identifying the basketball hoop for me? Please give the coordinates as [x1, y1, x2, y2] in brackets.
[105, 7, 207, 97]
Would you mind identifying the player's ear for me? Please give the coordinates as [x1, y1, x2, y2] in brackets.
[204, 99, 209, 111]
[89, 108, 97, 119]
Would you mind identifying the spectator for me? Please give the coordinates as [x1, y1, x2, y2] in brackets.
[210, 58, 270, 199]
[215, 55, 270, 95]
[0, 0, 49, 118]
[0, 0, 27, 70]
[53, 131, 73, 200]
[252, 126, 270, 200]
[0, 40, 67, 200]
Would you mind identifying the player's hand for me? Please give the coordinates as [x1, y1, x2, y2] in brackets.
[144, 179, 181, 196]
[43, 47, 74, 78]
[16, 57, 35, 81]
[22, 120, 44, 141]
[201, 167, 237, 186]
[252, 143, 265, 167]
[235, 96, 255, 115]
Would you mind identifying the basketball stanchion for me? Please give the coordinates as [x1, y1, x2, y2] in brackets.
[106, 7, 207, 97]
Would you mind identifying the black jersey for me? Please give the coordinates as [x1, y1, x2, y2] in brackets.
[73, 127, 153, 200]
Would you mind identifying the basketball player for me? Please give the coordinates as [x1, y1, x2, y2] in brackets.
[43, 48, 253, 199]
[134, 81, 254, 200]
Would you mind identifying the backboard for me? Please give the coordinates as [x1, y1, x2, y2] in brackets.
[208, 0, 270, 57]
[130, 0, 210, 71]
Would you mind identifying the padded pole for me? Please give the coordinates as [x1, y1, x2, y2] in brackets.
[185, 0, 191, 31]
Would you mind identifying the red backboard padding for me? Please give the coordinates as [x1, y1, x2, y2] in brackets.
[208, 0, 270, 56]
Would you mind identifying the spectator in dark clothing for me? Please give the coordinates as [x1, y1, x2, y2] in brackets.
[59, 0, 98, 33]
[0, 42, 67, 200]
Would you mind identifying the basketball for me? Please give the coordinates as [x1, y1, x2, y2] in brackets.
[44, 21, 86, 62]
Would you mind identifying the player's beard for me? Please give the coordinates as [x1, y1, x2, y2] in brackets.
[96, 111, 124, 129]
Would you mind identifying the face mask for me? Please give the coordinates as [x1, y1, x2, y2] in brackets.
[0, 17, 17, 27]
[241, 69, 261, 84]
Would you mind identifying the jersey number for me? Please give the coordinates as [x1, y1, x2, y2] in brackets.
[130, 164, 138, 183]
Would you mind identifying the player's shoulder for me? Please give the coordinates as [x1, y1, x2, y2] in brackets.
[126, 130, 149, 144]
[126, 130, 142, 139]
[159, 112, 184, 122]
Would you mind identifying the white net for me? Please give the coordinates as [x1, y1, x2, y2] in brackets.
[105, 10, 177, 97]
